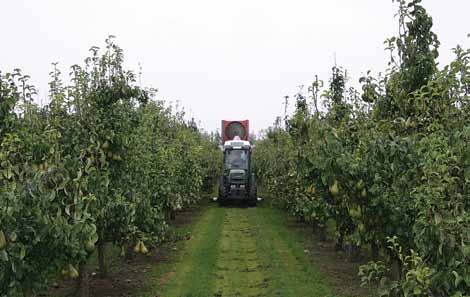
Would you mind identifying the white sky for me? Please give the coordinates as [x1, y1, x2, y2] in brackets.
[1, 0, 468, 133]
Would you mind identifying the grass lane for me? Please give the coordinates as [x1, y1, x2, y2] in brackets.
[213, 208, 265, 297]
[163, 206, 225, 297]
[158, 204, 336, 297]
[248, 207, 334, 297]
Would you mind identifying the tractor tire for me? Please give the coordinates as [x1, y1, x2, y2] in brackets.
[218, 176, 229, 207]
[247, 198, 257, 207]
[248, 174, 258, 207]
[218, 198, 228, 207]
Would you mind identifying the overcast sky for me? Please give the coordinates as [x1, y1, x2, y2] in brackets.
[1, 0, 468, 133]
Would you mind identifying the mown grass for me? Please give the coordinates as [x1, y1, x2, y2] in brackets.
[143, 201, 369, 297]
[151, 204, 338, 297]
[248, 206, 335, 297]
[212, 207, 265, 297]
[148, 205, 225, 297]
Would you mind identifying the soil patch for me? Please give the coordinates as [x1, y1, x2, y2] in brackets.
[42, 205, 203, 297]
[284, 216, 371, 297]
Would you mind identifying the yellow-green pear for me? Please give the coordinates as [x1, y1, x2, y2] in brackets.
[69, 265, 79, 279]
[0, 230, 6, 250]
[329, 180, 339, 196]
[139, 242, 149, 254]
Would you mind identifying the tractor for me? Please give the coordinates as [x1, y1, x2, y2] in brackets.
[218, 120, 257, 207]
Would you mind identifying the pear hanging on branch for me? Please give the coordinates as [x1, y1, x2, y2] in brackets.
[0, 230, 6, 251]
[329, 180, 339, 196]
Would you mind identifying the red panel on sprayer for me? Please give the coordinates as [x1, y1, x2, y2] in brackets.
[221, 120, 249, 142]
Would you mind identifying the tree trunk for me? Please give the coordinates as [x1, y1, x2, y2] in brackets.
[78, 263, 90, 297]
[335, 235, 344, 251]
[22, 288, 33, 297]
[98, 242, 107, 278]
[165, 208, 172, 222]
[347, 242, 361, 262]
[318, 224, 327, 242]
[125, 244, 134, 262]
[371, 242, 379, 261]
[391, 259, 403, 280]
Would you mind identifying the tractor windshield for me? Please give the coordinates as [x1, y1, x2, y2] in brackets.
[225, 149, 249, 170]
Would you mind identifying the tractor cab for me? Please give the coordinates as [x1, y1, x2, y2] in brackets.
[218, 123, 257, 206]
[223, 138, 251, 185]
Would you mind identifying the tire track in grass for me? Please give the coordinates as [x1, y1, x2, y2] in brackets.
[247, 207, 334, 297]
[213, 208, 266, 297]
[160, 205, 336, 297]
[163, 206, 225, 297]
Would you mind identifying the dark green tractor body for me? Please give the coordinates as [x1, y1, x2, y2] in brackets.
[218, 139, 257, 206]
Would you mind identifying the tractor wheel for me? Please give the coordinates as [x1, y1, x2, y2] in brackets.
[218, 191, 229, 207]
[248, 175, 258, 207]
[218, 176, 227, 207]
[247, 198, 257, 207]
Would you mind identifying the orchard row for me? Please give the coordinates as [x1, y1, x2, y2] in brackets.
[253, 1, 469, 296]
[0, 37, 221, 296]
